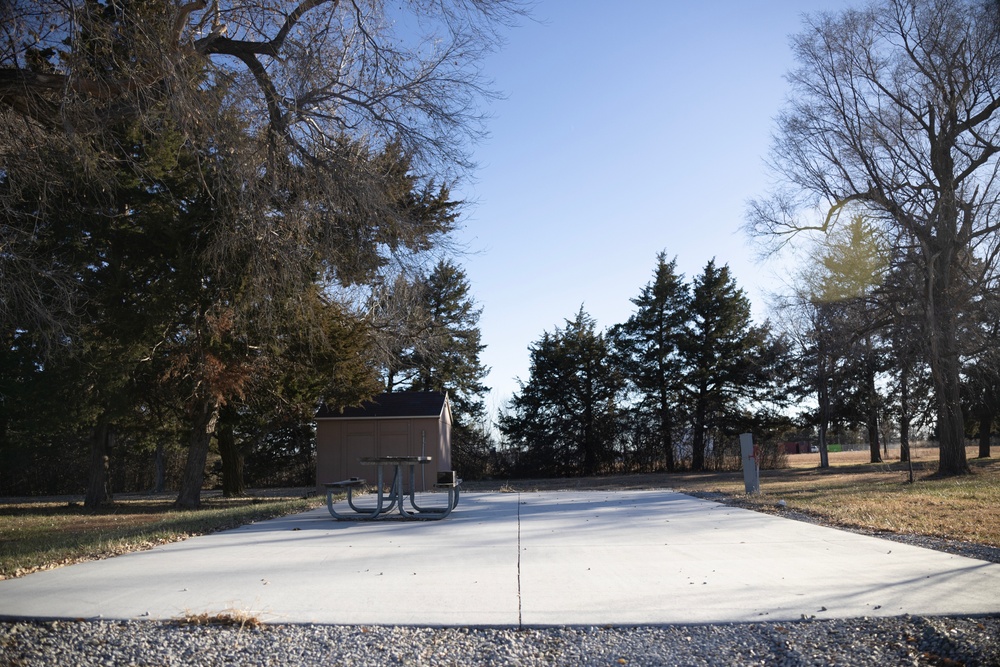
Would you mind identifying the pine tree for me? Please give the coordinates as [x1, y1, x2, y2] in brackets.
[500, 307, 624, 477]
[2, 0, 519, 505]
[410, 260, 492, 476]
[681, 261, 770, 471]
[811, 217, 892, 464]
[411, 260, 490, 421]
[610, 253, 689, 472]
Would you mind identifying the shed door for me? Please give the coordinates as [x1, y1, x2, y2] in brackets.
[345, 422, 375, 481]
[377, 420, 411, 457]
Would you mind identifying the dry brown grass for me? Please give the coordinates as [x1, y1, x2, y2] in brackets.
[174, 610, 266, 629]
[0, 490, 323, 579]
[729, 448, 1000, 547]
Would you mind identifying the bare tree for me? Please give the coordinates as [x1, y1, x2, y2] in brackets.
[748, 0, 1000, 475]
[813, 217, 893, 464]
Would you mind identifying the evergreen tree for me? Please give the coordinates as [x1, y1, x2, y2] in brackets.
[812, 217, 893, 464]
[680, 261, 771, 471]
[881, 250, 932, 466]
[411, 260, 490, 420]
[372, 260, 489, 420]
[215, 296, 380, 496]
[610, 252, 689, 472]
[962, 294, 1000, 459]
[2, 0, 519, 506]
[372, 259, 492, 476]
[499, 307, 624, 477]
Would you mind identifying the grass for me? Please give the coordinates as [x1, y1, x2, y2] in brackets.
[173, 610, 266, 629]
[2, 447, 997, 580]
[727, 449, 1000, 547]
[0, 489, 323, 580]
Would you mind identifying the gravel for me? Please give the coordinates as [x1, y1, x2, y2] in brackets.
[2, 615, 999, 666]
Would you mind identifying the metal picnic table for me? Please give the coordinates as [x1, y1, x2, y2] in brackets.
[324, 456, 461, 521]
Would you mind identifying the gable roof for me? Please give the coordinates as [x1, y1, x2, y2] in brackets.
[316, 391, 448, 420]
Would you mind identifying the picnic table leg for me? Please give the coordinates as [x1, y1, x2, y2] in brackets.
[327, 484, 381, 520]
[439, 487, 457, 517]
[390, 464, 403, 511]
[346, 465, 397, 515]
[399, 464, 434, 518]
[409, 494, 448, 513]
[400, 486, 457, 519]
[411, 484, 460, 511]
[328, 468, 388, 520]
[407, 464, 418, 507]
[397, 464, 457, 511]
[401, 467, 459, 519]
[398, 465, 421, 519]
[392, 463, 413, 517]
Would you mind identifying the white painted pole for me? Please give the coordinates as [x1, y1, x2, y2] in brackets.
[739, 432, 760, 495]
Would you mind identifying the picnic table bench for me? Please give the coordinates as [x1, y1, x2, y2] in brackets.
[324, 456, 462, 521]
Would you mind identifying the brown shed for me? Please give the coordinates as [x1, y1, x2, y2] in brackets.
[315, 391, 452, 492]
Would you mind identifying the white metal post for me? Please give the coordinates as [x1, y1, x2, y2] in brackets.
[739, 432, 760, 495]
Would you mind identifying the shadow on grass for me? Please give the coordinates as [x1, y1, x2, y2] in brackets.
[0, 493, 313, 518]
[0, 496, 323, 578]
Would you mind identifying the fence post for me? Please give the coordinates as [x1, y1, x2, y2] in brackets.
[740, 432, 760, 495]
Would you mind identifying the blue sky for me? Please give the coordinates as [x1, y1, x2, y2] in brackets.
[453, 1, 855, 413]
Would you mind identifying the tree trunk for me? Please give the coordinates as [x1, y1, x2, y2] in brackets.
[899, 363, 911, 463]
[817, 335, 830, 469]
[929, 308, 970, 475]
[660, 404, 675, 473]
[692, 412, 706, 472]
[153, 442, 165, 493]
[175, 398, 220, 509]
[979, 412, 992, 459]
[935, 374, 968, 474]
[865, 336, 882, 464]
[867, 420, 881, 464]
[218, 417, 245, 497]
[85, 415, 114, 509]
[818, 422, 830, 469]
[923, 214, 971, 475]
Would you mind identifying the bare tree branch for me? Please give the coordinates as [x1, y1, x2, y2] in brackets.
[749, 0, 1000, 475]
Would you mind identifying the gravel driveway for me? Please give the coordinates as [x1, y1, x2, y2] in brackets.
[3, 615, 999, 666]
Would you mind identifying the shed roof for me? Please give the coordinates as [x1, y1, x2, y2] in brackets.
[316, 391, 448, 420]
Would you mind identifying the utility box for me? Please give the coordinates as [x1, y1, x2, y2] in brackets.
[740, 432, 760, 495]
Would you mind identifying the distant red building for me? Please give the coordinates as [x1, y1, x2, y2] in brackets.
[780, 441, 812, 455]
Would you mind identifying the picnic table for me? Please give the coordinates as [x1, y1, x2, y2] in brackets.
[324, 455, 461, 521]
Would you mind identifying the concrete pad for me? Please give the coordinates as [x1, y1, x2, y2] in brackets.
[517, 491, 1000, 624]
[1, 490, 999, 626]
[0, 494, 521, 626]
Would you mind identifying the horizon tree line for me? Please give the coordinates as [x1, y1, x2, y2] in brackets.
[498, 255, 794, 476]
[498, 238, 998, 478]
